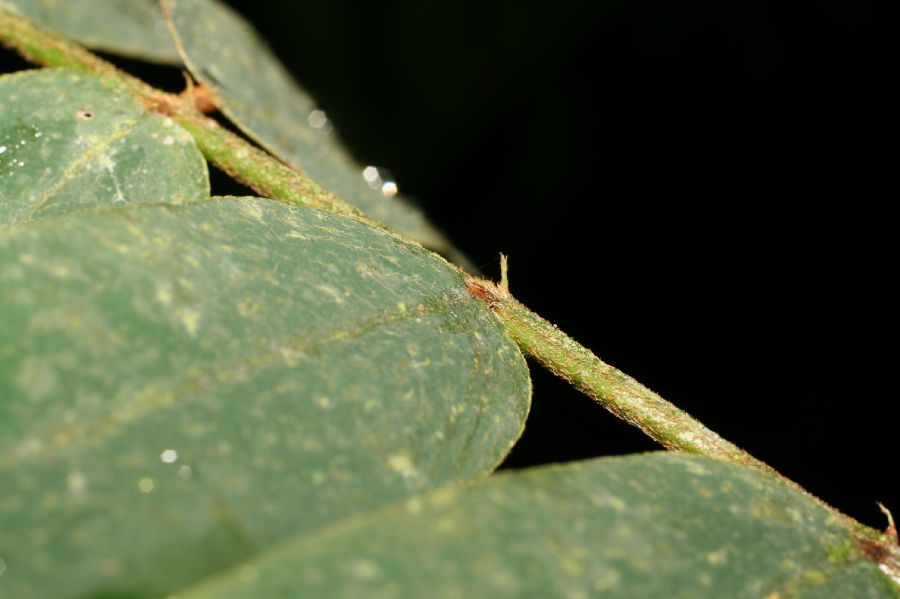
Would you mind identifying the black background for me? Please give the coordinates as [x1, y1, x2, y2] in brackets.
[2, 1, 894, 529]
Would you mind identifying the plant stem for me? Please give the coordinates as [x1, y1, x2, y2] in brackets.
[173, 113, 365, 220]
[0, 7, 163, 102]
[466, 278, 770, 471]
[0, 7, 365, 222]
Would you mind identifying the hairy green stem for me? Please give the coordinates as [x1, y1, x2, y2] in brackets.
[467, 278, 770, 470]
[0, 7, 364, 222]
[173, 113, 365, 220]
[0, 7, 163, 101]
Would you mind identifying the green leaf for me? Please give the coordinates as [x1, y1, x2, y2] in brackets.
[0, 69, 208, 227]
[0, 198, 530, 598]
[0, 0, 180, 63]
[175, 454, 896, 599]
[163, 0, 459, 255]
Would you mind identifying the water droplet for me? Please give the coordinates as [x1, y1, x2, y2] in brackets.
[178, 465, 193, 479]
[160, 449, 179, 463]
[308, 109, 330, 130]
[137, 477, 155, 493]
[362, 165, 381, 189]
[0, 557, 6, 577]
[0, 146, 6, 154]
[381, 180, 399, 197]
[362, 166, 399, 196]
[163, 136, 175, 146]
[16, 161, 24, 167]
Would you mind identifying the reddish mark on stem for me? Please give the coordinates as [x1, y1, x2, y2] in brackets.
[857, 538, 891, 564]
[466, 278, 503, 309]
[185, 84, 217, 113]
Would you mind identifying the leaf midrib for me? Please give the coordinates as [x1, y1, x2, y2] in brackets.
[0, 291, 473, 470]
[4, 114, 143, 229]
